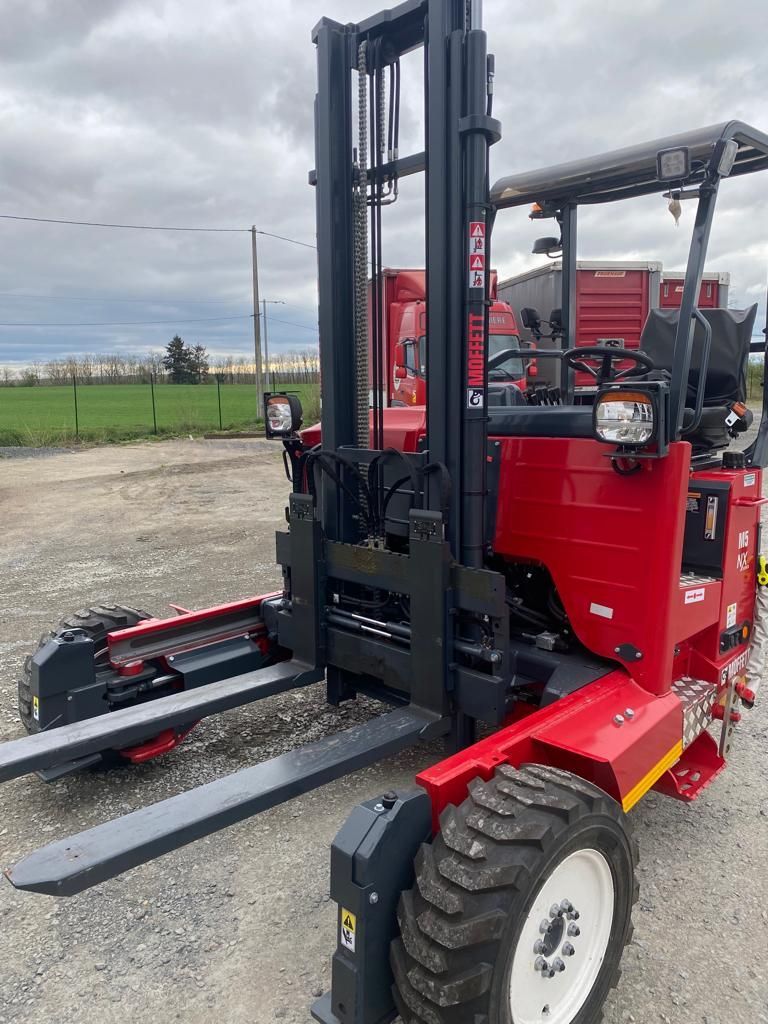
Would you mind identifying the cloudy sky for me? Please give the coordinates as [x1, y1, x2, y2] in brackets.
[0, 0, 766, 370]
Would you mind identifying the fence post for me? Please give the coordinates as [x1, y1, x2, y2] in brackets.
[72, 373, 79, 438]
[150, 373, 158, 434]
[216, 374, 223, 430]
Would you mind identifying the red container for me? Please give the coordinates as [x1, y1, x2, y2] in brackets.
[660, 272, 730, 309]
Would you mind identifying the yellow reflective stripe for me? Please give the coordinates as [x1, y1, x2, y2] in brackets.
[621, 741, 683, 812]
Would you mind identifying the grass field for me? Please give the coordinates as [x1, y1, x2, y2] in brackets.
[0, 382, 320, 446]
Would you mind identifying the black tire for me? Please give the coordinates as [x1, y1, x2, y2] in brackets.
[18, 603, 152, 734]
[391, 764, 638, 1024]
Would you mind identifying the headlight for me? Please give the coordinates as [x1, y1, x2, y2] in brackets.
[594, 390, 655, 447]
[264, 393, 303, 438]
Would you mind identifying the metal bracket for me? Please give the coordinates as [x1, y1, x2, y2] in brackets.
[311, 789, 432, 1024]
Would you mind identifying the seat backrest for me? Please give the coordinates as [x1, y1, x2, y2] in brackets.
[639, 305, 757, 407]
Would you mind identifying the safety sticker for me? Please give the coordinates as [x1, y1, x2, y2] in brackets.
[589, 602, 614, 620]
[469, 270, 485, 290]
[340, 909, 356, 953]
[684, 587, 706, 605]
[467, 388, 484, 409]
[726, 602, 737, 628]
[469, 221, 486, 238]
[32, 696, 40, 722]
[744, 473, 756, 487]
[469, 253, 485, 271]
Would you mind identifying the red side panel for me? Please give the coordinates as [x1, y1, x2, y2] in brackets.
[575, 268, 653, 387]
[491, 437, 692, 694]
[418, 671, 683, 828]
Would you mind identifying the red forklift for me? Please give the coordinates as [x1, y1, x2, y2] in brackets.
[2, 2, 768, 1023]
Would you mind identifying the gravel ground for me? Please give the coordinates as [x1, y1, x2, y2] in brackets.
[0, 437, 767, 1024]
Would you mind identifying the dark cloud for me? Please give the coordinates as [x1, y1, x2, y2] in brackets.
[0, 0, 765, 369]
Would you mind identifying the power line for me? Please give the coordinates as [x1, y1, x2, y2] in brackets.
[0, 314, 253, 327]
[0, 291, 320, 314]
[0, 291, 247, 305]
[0, 313, 318, 331]
[0, 213, 317, 249]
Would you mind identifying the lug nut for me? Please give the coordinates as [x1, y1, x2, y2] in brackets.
[539, 919, 550, 934]
[567, 923, 581, 937]
[534, 940, 546, 955]
[567, 910, 580, 921]
[553, 958, 566, 973]
[549, 904, 561, 918]
[559, 899, 573, 914]
[562, 942, 575, 957]
[535, 957, 549, 972]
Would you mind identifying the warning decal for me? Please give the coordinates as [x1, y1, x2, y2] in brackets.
[684, 587, 705, 605]
[468, 222, 486, 290]
[341, 909, 356, 953]
[33, 695, 40, 722]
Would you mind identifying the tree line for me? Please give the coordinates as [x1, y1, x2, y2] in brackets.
[0, 336, 320, 386]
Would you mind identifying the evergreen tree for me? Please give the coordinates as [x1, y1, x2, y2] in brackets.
[162, 335, 194, 383]
[190, 344, 210, 384]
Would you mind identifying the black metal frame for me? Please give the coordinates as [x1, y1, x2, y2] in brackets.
[491, 121, 768, 455]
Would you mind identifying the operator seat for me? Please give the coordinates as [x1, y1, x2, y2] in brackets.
[639, 305, 758, 452]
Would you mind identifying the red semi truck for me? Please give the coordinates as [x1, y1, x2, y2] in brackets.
[370, 268, 532, 406]
[499, 261, 730, 389]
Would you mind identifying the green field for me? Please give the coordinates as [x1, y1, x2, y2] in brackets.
[0, 382, 319, 446]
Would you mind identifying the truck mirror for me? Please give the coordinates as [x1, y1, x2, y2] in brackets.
[520, 307, 541, 331]
[549, 308, 563, 332]
[395, 365, 408, 380]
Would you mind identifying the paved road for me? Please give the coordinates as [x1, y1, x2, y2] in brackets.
[0, 439, 766, 1024]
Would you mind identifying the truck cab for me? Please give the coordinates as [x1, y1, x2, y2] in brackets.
[391, 298, 530, 406]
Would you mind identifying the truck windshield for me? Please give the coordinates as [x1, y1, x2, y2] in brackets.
[488, 334, 524, 379]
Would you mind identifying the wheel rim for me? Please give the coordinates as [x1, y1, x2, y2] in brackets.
[508, 848, 615, 1024]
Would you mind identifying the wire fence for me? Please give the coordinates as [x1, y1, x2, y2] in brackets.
[0, 373, 320, 445]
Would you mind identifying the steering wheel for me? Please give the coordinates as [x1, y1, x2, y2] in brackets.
[562, 346, 654, 384]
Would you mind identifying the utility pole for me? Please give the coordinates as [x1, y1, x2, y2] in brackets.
[262, 297, 270, 394]
[251, 226, 264, 414]
[262, 299, 285, 393]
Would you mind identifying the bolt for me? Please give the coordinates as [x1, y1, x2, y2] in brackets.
[534, 940, 546, 955]
[381, 792, 398, 809]
[614, 646, 621, 654]
[534, 957, 549, 973]
[635, 652, 642, 660]
[542, 1007, 550, 1017]
[369, 892, 379, 905]
[614, 714, 625, 726]
[562, 942, 575, 956]
[625, 708, 635, 718]
[168, 655, 175, 663]
[559, 899, 573, 914]
[567, 924, 581, 937]
[553, 958, 566, 973]
[373, 803, 385, 813]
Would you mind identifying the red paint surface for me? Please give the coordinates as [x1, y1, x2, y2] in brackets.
[418, 671, 682, 829]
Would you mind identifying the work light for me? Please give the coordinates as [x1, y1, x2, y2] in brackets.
[656, 147, 690, 181]
[264, 393, 303, 438]
[593, 390, 655, 447]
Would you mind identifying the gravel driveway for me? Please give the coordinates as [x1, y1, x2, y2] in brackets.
[0, 438, 766, 1024]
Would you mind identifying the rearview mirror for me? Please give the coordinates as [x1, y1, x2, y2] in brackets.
[394, 365, 407, 380]
[532, 236, 562, 256]
[549, 308, 563, 332]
